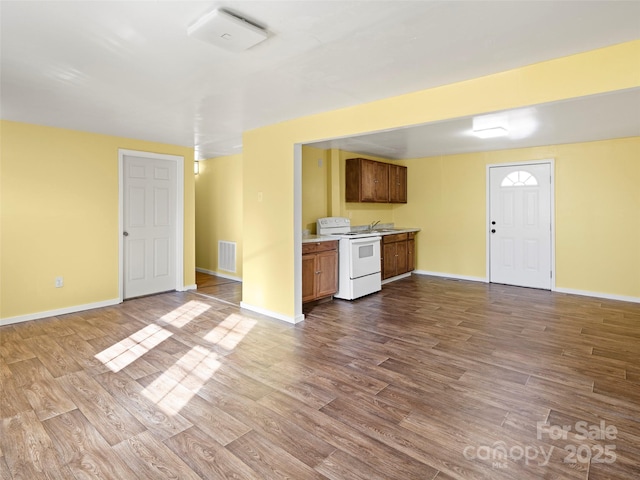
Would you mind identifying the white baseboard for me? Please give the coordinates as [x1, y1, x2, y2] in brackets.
[413, 270, 488, 283]
[381, 272, 411, 285]
[553, 287, 640, 304]
[414, 270, 639, 304]
[0, 298, 121, 326]
[196, 268, 242, 282]
[180, 284, 198, 291]
[239, 301, 304, 324]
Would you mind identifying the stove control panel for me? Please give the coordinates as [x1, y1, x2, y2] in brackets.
[317, 217, 351, 235]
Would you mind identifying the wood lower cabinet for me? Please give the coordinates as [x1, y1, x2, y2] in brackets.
[302, 240, 338, 303]
[382, 232, 416, 280]
[407, 232, 416, 272]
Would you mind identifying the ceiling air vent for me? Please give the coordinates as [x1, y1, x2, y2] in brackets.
[187, 9, 268, 52]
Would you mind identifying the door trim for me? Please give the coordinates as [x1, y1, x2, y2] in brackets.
[118, 149, 184, 302]
[485, 159, 555, 290]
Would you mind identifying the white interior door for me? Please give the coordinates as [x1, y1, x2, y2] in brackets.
[489, 163, 552, 289]
[123, 155, 177, 299]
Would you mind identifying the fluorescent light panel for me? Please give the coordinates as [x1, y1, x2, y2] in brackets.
[473, 126, 508, 139]
[472, 112, 509, 139]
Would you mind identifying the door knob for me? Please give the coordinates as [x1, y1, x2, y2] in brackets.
[123, 231, 129, 236]
[491, 229, 496, 234]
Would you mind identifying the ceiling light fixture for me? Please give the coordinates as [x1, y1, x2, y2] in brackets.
[472, 113, 509, 139]
[473, 126, 509, 139]
[187, 9, 268, 52]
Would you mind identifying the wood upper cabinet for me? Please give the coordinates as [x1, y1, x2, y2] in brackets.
[302, 241, 338, 303]
[346, 158, 407, 203]
[389, 164, 407, 203]
[382, 232, 416, 280]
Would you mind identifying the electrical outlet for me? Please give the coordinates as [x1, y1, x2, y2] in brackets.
[55, 276, 64, 288]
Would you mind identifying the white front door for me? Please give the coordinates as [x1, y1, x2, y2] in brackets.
[123, 154, 177, 299]
[489, 162, 552, 289]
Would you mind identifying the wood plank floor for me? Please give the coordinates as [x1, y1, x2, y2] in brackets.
[195, 272, 242, 306]
[1, 274, 639, 479]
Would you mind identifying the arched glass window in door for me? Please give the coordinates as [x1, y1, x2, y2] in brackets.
[501, 170, 538, 187]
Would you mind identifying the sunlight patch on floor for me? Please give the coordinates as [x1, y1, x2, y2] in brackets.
[94, 300, 210, 372]
[95, 324, 173, 372]
[141, 344, 221, 415]
[141, 313, 257, 414]
[202, 313, 257, 350]
[160, 300, 211, 327]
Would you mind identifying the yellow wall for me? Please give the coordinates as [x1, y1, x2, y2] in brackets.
[554, 138, 639, 296]
[0, 120, 195, 320]
[195, 153, 243, 277]
[303, 138, 640, 298]
[301, 146, 329, 234]
[243, 41, 640, 320]
[301, 146, 399, 232]
[392, 137, 640, 298]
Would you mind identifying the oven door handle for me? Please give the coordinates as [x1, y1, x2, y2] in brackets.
[350, 237, 380, 245]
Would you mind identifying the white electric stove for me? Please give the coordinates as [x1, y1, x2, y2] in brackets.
[316, 217, 381, 300]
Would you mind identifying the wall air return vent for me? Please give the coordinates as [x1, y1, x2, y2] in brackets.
[218, 241, 236, 273]
[187, 9, 268, 52]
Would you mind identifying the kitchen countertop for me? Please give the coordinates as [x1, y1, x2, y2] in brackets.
[375, 228, 420, 235]
[302, 235, 339, 243]
[302, 228, 420, 243]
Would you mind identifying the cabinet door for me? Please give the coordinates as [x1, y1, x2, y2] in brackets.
[360, 159, 379, 202]
[345, 158, 361, 203]
[396, 240, 408, 275]
[302, 254, 317, 303]
[407, 237, 415, 272]
[316, 250, 338, 298]
[382, 242, 397, 280]
[373, 161, 389, 202]
[389, 165, 407, 203]
[360, 159, 389, 202]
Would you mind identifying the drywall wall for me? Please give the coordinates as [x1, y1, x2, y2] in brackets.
[242, 41, 640, 321]
[195, 153, 243, 278]
[0, 120, 195, 321]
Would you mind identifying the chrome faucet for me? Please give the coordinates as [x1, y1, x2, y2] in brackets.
[369, 220, 381, 232]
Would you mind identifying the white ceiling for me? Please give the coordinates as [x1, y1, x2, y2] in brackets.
[1, 1, 639, 160]
[310, 89, 640, 159]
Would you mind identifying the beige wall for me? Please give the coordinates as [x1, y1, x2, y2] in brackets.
[195, 154, 243, 278]
[2, 41, 638, 324]
[302, 137, 640, 298]
[244, 40, 640, 321]
[0, 120, 195, 321]
[392, 137, 640, 298]
[301, 146, 329, 234]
